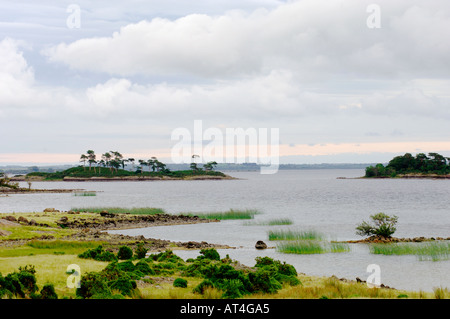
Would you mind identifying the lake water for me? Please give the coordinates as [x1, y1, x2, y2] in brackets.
[1, 169, 450, 292]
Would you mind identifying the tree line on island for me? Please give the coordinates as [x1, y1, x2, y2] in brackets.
[365, 152, 450, 178]
[20, 150, 222, 181]
[78, 150, 218, 174]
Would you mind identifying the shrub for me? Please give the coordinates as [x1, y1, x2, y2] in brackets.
[109, 278, 137, 296]
[117, 246, 133, 260]
[356, 213, 399, 238]
[135, 243, 148, 259]
[173, 278, 188, 288]
[199, 248, 220, 261]
[248, 268, 282, 294]
[0, 265, 39, 298]
[39, 284, 58, 299]
[78, 245, 117, 262]
[76, 272, 111, 299]
[135, 260, 155, 276]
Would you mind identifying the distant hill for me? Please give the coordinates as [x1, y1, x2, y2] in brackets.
[1, 162, 374, 175]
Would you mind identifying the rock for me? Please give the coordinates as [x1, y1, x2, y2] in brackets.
[255, 240, 268, 249]
[29, 219, 37, 226]
[18, 216, 29, 224]
[4, 216, 17, 222]
[100, 211, 115, 218]
[44, 208, 58, 213]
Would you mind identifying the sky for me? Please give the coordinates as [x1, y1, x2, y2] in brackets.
[1, 0, 450, 165]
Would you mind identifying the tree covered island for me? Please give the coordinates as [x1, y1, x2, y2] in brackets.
[10, 150, 231, 182]
[365, 152, 450, 178]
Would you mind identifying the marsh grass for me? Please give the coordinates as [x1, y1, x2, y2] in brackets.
[71, 206, 166, 215]
[73, 191, 96, 197]
[268, 229, 324, 241]
[185, 209, 260, 220]
[243, 218, 293, 226]
[277, 241, 350, 255]
[369, 241, 450, 261]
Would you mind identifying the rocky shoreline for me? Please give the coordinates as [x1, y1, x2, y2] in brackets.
[345, 235, 450, 244]
[0, 210, 232, 252]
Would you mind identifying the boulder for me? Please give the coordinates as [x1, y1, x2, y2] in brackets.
[44, 208, 59, 213]
[18, 216, 29, 224]
[3, 215, 17, 222]
[255, 240, 268, 249]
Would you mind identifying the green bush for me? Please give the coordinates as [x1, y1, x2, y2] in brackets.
[117, 246, 133, 260]
[78, 245, 117, 262]
[356, 213, 399, 238]
[39, 284, 58, 299]
[199, 248, 220, 261]
[135, 243, 148, 259]
[76, 272, 111, 299]
[193, 279, 215, 294]
[135, 260, 155, 276]
[109, 278, 137, 296]
[173, 278, 188, 288]
[248, 268, 282, 294]
[0, 265, 39, 298]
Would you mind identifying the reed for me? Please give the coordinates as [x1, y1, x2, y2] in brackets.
[71, 206, 166, 215]
[369, 241, 450, 261]
[268, 229, 324, 241]
[73, 191, 96, 196]
[185, 209, 260, 220]
[244, 218, 293, 226]
[276, 240, 350, 255]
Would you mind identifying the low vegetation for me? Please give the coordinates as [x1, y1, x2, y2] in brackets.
[243, 218, 293, 226]
[268, 229, 324, 241]
[184, 209, 260, 220]
[1, 246, 442, 299]
[70, 206, 166, 215]
[369, 241, 450, 261]
[277, 241, 350, 255]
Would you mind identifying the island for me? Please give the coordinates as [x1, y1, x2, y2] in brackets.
[5, 150, 234, 184]
[364, 152, 450, 179]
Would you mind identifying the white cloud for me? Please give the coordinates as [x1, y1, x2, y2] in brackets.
[44, 0, 450, 81]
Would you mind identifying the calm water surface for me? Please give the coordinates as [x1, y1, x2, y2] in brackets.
[1, 169, 449, 292]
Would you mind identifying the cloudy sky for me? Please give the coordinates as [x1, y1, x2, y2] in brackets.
[1, 0, 450, 165]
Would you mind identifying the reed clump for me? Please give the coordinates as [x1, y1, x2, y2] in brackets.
[369, 241, 450, 261]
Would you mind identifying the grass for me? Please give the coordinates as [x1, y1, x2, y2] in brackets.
[0, 254, 109, 298]
[243, 218, 293, 226]
[184, 209, 260, 220]
[73, 191, 97, 197]
[268, 229, 325, 241]
[369, 241, 450, 261]
[277, 241, 350, 255]
[0, 240, 105, 257]
[71, 207, 166, 215]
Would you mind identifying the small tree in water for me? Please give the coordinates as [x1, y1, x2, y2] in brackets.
[356, 213, 399, 238]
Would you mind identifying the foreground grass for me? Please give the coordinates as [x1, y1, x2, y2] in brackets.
[0, 254, 109, 298]
[369, 241, 450, 261]
[0, 250, 442, 299]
